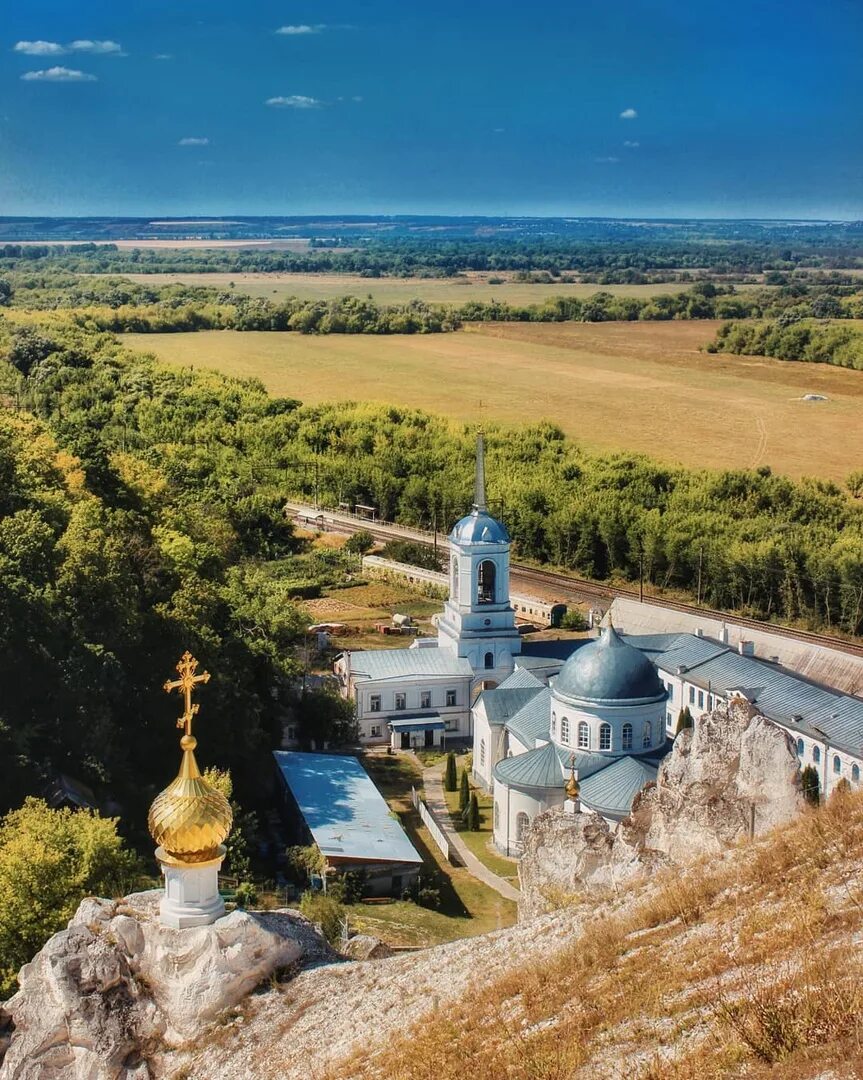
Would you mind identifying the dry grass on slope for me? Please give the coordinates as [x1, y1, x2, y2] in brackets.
[328, 788, 863, 1080]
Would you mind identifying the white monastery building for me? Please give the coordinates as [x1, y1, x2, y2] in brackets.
[335, 438, 863, 851]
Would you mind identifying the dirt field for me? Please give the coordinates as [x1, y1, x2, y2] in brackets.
[110, 270, 766, 307]
[121, 320, 863, 482]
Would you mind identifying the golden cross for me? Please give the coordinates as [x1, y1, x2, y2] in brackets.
[164, 651, 211, 736]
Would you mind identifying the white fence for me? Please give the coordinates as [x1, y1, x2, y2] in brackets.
[411, 786, 453, 864]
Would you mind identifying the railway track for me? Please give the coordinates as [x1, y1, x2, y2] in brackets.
[288, 502, 863, 660]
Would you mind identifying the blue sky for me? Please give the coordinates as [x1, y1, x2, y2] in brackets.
[2, 0, 862, 219]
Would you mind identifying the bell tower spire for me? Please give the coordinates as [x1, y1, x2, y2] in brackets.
[473, 432, 487, 513]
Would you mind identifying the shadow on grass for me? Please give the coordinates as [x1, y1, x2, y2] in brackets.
[401, 808, 470, 919]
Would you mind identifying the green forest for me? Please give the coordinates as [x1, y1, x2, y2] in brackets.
[2, 314, 863, 824]
[707, 318, 863, 370]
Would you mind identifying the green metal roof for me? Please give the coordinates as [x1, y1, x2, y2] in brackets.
[493, 741, 564, 790]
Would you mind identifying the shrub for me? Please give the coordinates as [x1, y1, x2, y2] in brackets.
[466, 792, 481, 832]
[444, 752, 458, 792]
[344, 529, 375, 555]
[299, 891, 345, 945]
[561, 609, 588, 631]
[234, 881, 259, 909]
[801, 764, 821, 806]
[459, 769, 470, 813]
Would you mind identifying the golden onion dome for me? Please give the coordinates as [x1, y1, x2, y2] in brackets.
[565, 757, 580, 801]
[148, 734, 232, 863]
[148, 651, 232, 864]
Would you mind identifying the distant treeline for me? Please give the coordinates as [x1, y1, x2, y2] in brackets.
[708, 319, 863, 370]
[3, 236, 863, 276]
[41, 282, 863, 335]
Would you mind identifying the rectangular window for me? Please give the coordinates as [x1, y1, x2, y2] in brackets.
[370, 725, 381, 738]
[445, 717, 458, 731]
[286, 725, 297, 741]
[421, 691, 431, 709]
[446, 689, 457, 707]
[689, 686, 695, 705]
[395, 693, 406, 710]
[697, 691, 704, 709]
[369, 694, 381, 713]
[667, 683, 674, 702]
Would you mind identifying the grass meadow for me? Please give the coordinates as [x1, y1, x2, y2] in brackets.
[111, 270, 766, 306]
[121, 320, 863, 482]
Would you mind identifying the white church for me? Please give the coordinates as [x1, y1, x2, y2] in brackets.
[335, 437, 863, 857]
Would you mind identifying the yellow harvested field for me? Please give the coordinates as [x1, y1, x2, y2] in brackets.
[111, 270, 764, 307]
[120, 321, 863, 482]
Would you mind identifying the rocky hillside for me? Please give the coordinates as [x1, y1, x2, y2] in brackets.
[2, 706, 861, 1080]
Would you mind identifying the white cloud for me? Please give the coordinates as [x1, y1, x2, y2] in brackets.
[154, 53, 173, 60]
[594, 155, 620, 164]
[351, 95, 363, 103]
[21, 66, 97, 82]
[619, 107, 638, 120]
[14, 40, 66, 56]
[276, 24, 325, 34]
[69, 39, 123, 54]
[493, 127, 505, 133]
[14, 38, 124, 57]
[623, 140, 640, 148]
[266, 95, 322, 108]
[178, 136, 209, 146]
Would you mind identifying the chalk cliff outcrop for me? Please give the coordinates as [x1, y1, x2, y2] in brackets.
[0, 891, 333, 1080]
[519, 700, 805, 918]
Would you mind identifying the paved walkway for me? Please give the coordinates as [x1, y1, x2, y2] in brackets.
[421, 762, 521, 902]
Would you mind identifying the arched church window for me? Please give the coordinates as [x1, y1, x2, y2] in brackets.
[813, 745, 821, 764]
[477, 560, 496, 604]
[599, 723, 612, 751]
[451, 556, 459, 602]
[853, 764, 860, 784]
[484, 651, 495, 670]
[642, 721, 652, 749]
[479, 739, 486, 768]
[515, 811, 530, 843]
[560, 717, 570, 743]
[796, 738, 804, 756]
[834, 755, 842, 775]
[622, 723, 633, 751]
[494, 801, 500, 830]
[550, 712, 557, 736]
[578, 721, 589, 749]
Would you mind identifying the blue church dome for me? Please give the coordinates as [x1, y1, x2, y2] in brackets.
[553, 624, 666, 705]
[450, 510, 510, 545]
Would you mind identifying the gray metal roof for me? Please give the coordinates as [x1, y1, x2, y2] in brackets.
[273, 751, 422, 865]
[639, 635, 863, 757]
[506, 689, 553, 749]
[348, 648, 473, 681]
[578, 756, 659, 820]
[483, 686, 545, 727]
[555, 625, 666, 706]
[493, 740, 564, 790]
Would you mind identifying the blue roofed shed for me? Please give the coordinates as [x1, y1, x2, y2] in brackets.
[273, 751, 422, 896]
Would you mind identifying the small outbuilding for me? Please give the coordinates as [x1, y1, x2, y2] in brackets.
[272, 751, 422, 896]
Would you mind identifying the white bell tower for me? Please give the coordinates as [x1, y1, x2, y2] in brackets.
[437, 434, 521, 687]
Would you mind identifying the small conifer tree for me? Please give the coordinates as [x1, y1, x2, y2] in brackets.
[801, 764, 820, 806]
[675, 707, 694, 736]
[443, 752, 457, 792]
[466, 792, 480, 832]
[459, 768, 470, 813]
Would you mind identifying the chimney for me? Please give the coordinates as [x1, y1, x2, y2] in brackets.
[719, 623, 729, 644]
[695, 627, 704, 638]
[738, 640, 755, 657]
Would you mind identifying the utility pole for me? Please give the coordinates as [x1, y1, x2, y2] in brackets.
[432, 506, 437, 558]
[697, 545, 704, 607]
[638, 542, 644, 603]
[314, 457, 319, 511]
